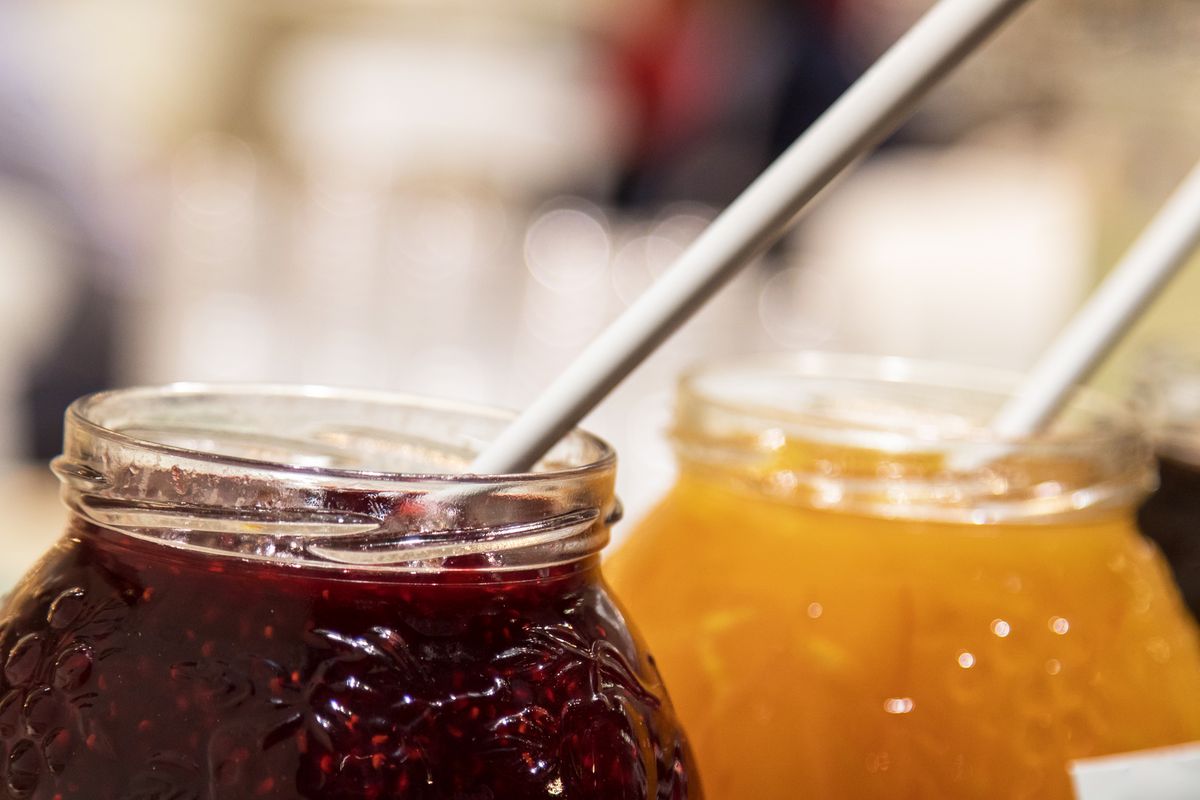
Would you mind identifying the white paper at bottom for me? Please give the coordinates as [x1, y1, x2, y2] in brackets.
[1070, 742, 1200, 799]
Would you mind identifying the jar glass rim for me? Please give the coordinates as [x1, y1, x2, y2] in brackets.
[56, 384, 619, 572]
[672, 352, 1154, 523]
[678, 352, 1143, 450]
[67, 382, 616, 484]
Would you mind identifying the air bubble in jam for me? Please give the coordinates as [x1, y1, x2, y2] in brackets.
[0, 519, 699, 799]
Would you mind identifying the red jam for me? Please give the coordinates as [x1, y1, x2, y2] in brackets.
[0, 521, 696, 799]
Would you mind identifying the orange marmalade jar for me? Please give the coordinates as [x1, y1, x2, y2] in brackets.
[607, 353, 1200, 799]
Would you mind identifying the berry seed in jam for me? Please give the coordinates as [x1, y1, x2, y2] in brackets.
[0, 520, 694, 799]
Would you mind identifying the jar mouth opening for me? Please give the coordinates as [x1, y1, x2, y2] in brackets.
[57, 384, 618, 572]
[68, 383, 615, 484]
[679, 352, 1141, 450]
[674, 352, 1154, 523]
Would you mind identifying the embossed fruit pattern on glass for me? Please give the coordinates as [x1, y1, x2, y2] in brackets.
[0, 386, 698, 800]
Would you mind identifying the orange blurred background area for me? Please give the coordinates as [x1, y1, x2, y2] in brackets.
[1, 0, 1199, 586]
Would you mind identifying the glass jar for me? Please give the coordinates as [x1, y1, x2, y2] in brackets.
[0, 385, 699, 800]
[1134, 350, 1200, 621]
[606, 353, 1200, 799]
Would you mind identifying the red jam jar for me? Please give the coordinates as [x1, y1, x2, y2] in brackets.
[0, 385, 698, 800]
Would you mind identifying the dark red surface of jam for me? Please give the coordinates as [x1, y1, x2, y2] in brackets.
[0, 522, 696, 799]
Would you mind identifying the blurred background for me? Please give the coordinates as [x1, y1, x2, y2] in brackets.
[1, 0, 1199, 582]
